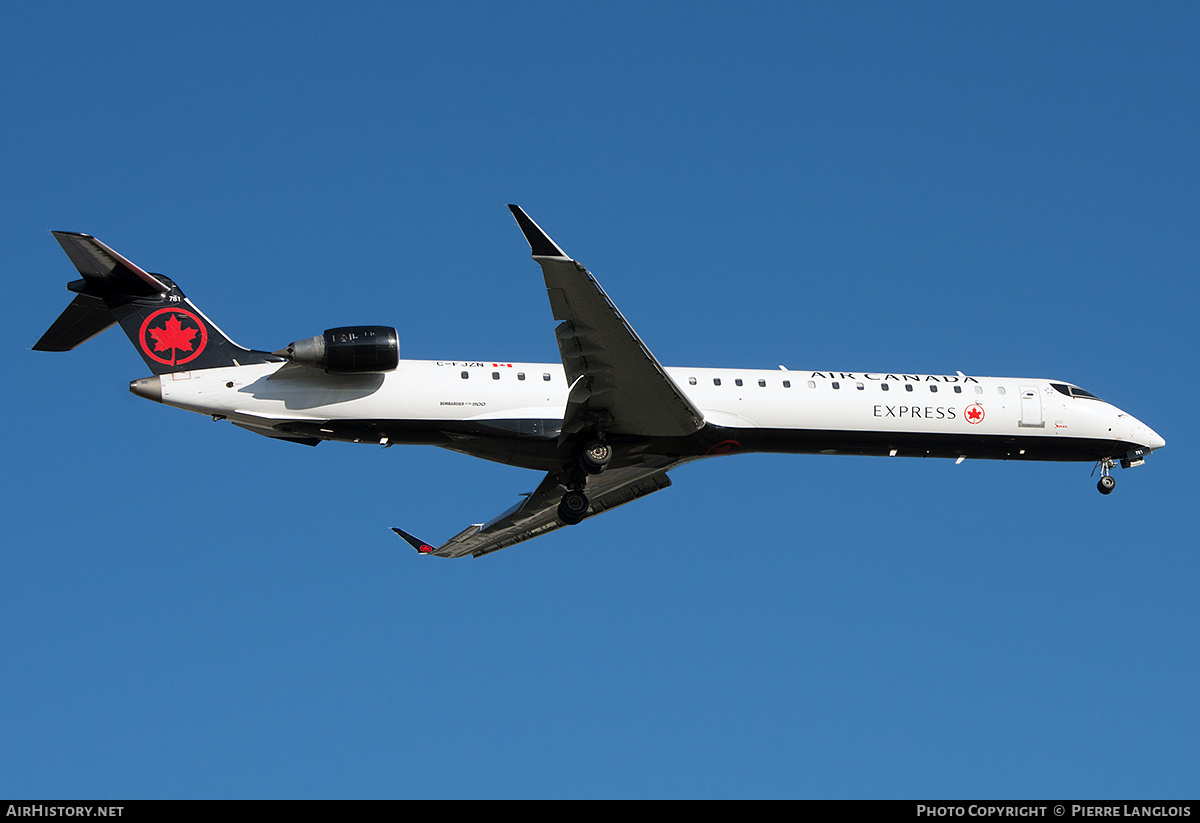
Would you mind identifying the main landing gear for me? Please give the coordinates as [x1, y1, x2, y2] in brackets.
[557, 437, 612, 525]
[1095, 457, 1116, 495]
[557, 489, 589, 525]
[580, 438, 612, 474]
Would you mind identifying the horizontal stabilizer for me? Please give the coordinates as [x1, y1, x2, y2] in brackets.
[33, 293, 117, 351]
[51, 232, 168, 296]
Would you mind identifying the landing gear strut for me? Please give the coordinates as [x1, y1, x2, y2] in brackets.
[557, 437, 612, 525]
[1095, 457, 1116, 495]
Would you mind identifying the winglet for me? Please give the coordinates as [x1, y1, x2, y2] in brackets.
[391, 527, 438, 555]
[507, 205, 568, 258]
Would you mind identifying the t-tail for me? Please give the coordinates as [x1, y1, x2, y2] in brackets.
[34, 232, 279, 375]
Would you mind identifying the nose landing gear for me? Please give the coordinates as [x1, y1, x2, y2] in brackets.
[1094, 457, 1116, 495]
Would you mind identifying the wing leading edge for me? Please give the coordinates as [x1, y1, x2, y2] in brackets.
[507, 205, 705, 441]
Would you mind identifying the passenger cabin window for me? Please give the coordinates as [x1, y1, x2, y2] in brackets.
[807, 380, 816, 389]
[881, 383, 889, 391]
[735, 379, 743, 387]
[997, 386, 1005, 396]
[518, 373, 525, 381]
[975, 386, 983, 395]
[929, 385, 937, 393]
[689, 377, 697, 385]
[905, 384, 913, 392]
[542, 373, 551, 381]
[783, 380, 791, 388]
[832, 381, 840, 389]
[492, 372, 500, 380]
[758, 379, 766, 387]
[461, 371, 469, 379]
[856, 382, 864, 390]
[714, 378, 722, 386]
[953, 385, 962, 394]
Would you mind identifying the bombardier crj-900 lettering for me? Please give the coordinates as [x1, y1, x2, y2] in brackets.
[36, 206, 1164, 557]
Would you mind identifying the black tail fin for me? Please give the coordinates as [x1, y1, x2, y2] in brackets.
[35, 232, 279, 375]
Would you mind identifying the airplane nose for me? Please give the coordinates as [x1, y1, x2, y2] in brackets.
[1115, 408, 1164, 452]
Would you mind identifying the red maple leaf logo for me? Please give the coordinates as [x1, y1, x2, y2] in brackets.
[965, 405, 984, 423]
[148, 314, 199, 365]
[138, 307, 208, 367]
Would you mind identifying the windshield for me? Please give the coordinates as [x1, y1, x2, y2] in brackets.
[1050, 383, 1104, 401]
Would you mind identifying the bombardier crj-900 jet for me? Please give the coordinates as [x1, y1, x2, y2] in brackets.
[35, 206, 1165, 557]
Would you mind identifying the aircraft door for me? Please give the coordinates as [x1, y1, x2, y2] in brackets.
[1019, 385, 1044, 428]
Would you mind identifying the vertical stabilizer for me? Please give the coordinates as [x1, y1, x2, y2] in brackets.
[35, 232, 279, 375]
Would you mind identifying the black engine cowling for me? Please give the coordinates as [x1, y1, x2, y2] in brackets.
[277, 326, 399, 373]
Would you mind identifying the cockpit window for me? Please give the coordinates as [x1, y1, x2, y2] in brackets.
[1051, 382, 1103, 400]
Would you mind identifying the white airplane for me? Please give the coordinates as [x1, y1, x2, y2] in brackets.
[35, 206, 1165, 557]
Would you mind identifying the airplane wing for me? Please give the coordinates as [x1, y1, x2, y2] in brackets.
[394, 463, 674, 558]
[507, 205, 705, 440]
[395, 208, 701, 558]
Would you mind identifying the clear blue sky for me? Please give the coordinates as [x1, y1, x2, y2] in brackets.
[3, 1, 1197, 798]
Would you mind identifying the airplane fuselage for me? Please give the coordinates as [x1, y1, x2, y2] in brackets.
[133, 359, 1163, 471]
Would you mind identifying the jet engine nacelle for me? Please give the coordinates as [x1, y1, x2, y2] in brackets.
[277, 326, 399, 373]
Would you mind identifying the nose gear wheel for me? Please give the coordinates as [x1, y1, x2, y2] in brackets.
[1093, 457, 1117, 494]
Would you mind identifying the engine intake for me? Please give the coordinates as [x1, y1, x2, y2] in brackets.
[277, 326, 399, 373]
